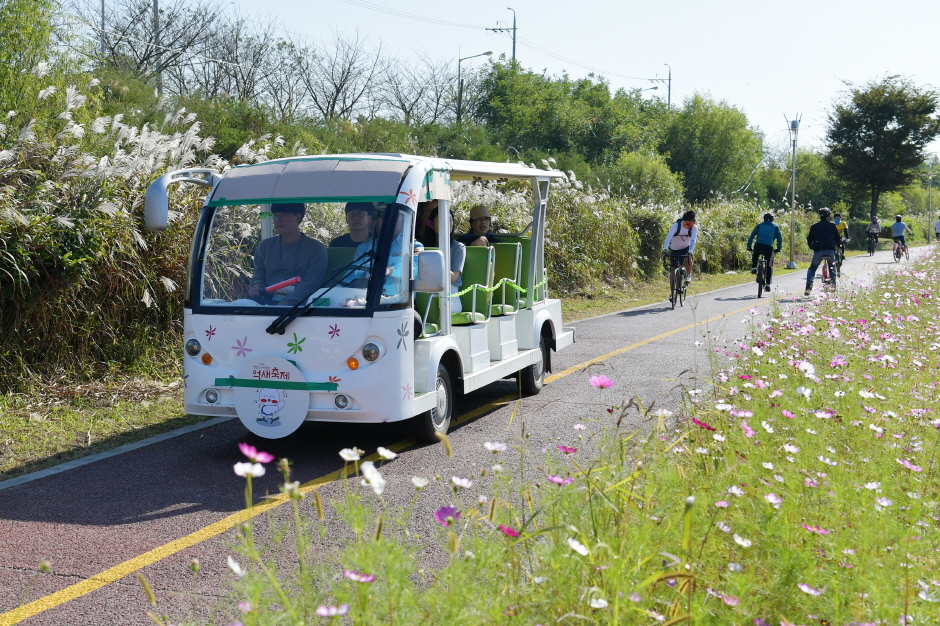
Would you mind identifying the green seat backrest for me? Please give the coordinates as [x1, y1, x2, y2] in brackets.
[457, 245, 494, 323]
[326, 247, 356, 274]
[491, 243, 521, 313]
[499, 235, 542, 305]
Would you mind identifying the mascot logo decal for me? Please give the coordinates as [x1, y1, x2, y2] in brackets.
[257, 388, 284, 426]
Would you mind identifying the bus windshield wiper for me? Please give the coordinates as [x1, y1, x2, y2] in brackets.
[266, 250, 374, 335]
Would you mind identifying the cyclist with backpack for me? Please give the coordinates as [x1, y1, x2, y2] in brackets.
[747, 213, 782, 292]
[662, 210, 698, 300]
[804, 208, 841, 297]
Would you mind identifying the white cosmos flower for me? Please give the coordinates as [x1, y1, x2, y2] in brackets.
[715, 403, 733, 411]
[588, 598, 608, 609]
[727, 485, 744, 497]
[359, 461, 386, 496]
[377, 446, 397, 460]
[233, 462, 265, 478]
[762, 421, 774, 433]
[713, 433, 726, 442]
[762, 462, 774, 470]
[567, 537, 589, 556]
[864, 482, 881, 491]
[795, 386, 812, 399]
[411, 476, 429, 489]
[733, 534, 752, 547]
[339, 448, 363, 462]
[752, 346, 764, 356]
[227, 555, 246, 577]
[783, 444, 799, 453]
[859, 390, 875, 399]
[452, 476, 473, 489]
[715, 521, 731, 533]
[483, 441, 507, 453]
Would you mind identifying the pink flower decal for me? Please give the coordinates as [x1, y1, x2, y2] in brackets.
[328, 324, 340, 339]
[398, 188, 418, 207]
[329, 376, 341, 383]
[499, 524, 519, 537]
[238, 443, 274, 463]
[434, 506, 460, 527]
[589, 375, 614, 388]
[556, 445, 578, 455]
[232, 336, 252, 357]
[205, 325, 216, 340]
[402, 383, 413, 401]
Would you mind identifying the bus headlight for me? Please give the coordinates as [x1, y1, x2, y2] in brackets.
[362, 343, 380, 362]
[205, 389, 219, 403]
[185, 339, 201, 356]
[334, 395, 349, 409]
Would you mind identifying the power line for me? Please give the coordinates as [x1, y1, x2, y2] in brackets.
[336, 0, 487, 30]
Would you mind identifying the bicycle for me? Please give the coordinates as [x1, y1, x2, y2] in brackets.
[892, 241, 908, 263]
[664, 251, 689, 309]
[867, 233, 878, 256]
[819, 253, 837, 290]
[755, 251, 774, 298]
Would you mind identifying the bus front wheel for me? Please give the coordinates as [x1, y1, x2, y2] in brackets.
[520, 336, 547, 396]
[415, 363, 453, 442]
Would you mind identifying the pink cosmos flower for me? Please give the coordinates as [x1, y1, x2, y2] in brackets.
[740, 421, 755, 438]
[691, 417, 716, 431]
[721, 594, 739, 606]
[782, 410, 795, 419]
[804, 479, 819, 488]
[802, 524, 830, 534]
[897, 458, 923, 472]
[499, 524, 519, 537]
[451, 476, 473, 489]
[829, 355, 848, 367]
[433, 506, 460, 527]
[730, 409, 754, 418]
[764, 493, 782, 509]
[589, 375, 614, 389]
[876, 497, 893, 507]
[797, 583, 824, 596]
[557, 445, 578, 455]
[343, 569, 376, 583]
[316, 604, 350, 617]
[547, 475, 574, 485]
[715, 500, 730, 508]
[238, 443, 274, 464]
[238, 601, 253, 613]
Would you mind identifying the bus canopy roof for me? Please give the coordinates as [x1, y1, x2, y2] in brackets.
[206, 154, 560, 207]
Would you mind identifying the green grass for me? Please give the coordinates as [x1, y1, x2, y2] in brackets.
[185, 248, 940, 625]
[0, 380, 206, 482]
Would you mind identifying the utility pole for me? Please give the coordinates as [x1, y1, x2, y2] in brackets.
[101, 0, 106, 57]
[786, 116, 800, 269]
[928, 155, 937, 242]
[486, 8, 517, 63]
[663, 63, 671, 108]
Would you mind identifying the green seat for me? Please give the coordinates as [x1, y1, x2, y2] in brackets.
[500, 235, 545, 307]
[491, 243, 521, 316]
[452, 245, 494, 326]
[326, 247, 356, 274]
[414, 291, 440, 338]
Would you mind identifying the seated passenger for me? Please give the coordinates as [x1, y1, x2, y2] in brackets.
[416, 199, 438, 247]
[330, 202, 376, 247]
[247, 203, 328, 305]
[347, 210, 409, 302]
[429, 206, 465, 314]
[458, 204, 500, 247]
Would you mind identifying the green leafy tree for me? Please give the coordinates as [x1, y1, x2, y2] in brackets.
[599, 150, 684, 206]
[660, 94, 763, 203]
[824, 76, 940, 218]
[0, 0, 54, 110]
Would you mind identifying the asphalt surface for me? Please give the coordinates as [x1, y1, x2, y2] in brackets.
[0, 247, 916, 625]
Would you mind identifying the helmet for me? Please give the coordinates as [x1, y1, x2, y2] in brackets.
[896, 214, 903, 221]
[763, 213, 774, 222]
[681, 210, 696, 222]
[819, 208, 831, 217]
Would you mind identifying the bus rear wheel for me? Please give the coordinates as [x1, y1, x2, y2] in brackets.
[414, 363, 453, 443]
[520, 336, 546, 395]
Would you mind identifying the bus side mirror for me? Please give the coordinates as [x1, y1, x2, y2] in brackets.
[145, 174, 171, 231]
[412, 250, 445, 293]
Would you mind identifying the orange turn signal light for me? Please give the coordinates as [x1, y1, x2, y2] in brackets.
[201, 353, 213, 365]
[347, 357, 359, 370]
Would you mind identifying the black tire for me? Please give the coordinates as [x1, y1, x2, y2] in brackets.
[905, 247, 910, 261]
[520, 335, 546, 396]
[829, 262, 837, 290]
[678, 269, 686, 307]
[670, 267, 681, 309]
[756, 262, 765, 298]
[414, 363, 453, 443]
[894, 247, 902, 263]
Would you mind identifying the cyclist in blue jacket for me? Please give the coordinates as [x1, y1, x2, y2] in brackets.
[747, 213, 782, 291]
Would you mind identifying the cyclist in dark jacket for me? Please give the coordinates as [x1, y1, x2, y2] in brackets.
[804, 208, 841, 296]
[747, 213, 782, 291]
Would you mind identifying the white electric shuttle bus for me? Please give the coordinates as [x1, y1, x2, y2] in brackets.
[144, 154, 574, 441]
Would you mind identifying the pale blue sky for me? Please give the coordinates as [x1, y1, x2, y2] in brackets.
[232, 0, 940, 154]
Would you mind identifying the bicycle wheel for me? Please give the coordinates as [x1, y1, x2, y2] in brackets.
[894, 247, 901, 263]
[756, 260, 765, 298]
[905, 247, 910, 261]
[680, 268, 688, 307]
[670, 267, 681, 309]
[829, 260, 837, 290]
[868, 237, 875, 256]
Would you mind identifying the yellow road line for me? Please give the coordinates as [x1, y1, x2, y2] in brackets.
[0, 298, 764, 625]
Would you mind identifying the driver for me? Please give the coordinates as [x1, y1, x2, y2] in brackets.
[247, 203, 328, 305]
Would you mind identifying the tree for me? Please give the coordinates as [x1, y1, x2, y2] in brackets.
[660, 94, 763, 204]
[0, 0, 55, 109]
[825, 76, 940, 218]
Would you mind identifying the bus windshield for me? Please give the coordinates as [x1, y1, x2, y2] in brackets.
[198, 202, 415, 314]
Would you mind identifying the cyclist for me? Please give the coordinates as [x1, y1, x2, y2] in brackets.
[747, 212, 782, 292]
[890, 214, 912, 256]
[866, 216, 882, 249]
[804, 208, 841, 297]
[833, 212, 848, 261]
[662, 210, 698, 302]
[934, 214, 940, 242]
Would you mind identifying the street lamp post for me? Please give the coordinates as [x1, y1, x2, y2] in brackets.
[456, 50, 492, 125]
[786, 117, 800, 269]
[506, 7, 517, 62]
[928, 155, 937, 243]
[663, 63, 671, 108]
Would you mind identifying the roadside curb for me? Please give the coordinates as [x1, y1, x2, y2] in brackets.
[0, 416, 235, 492]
